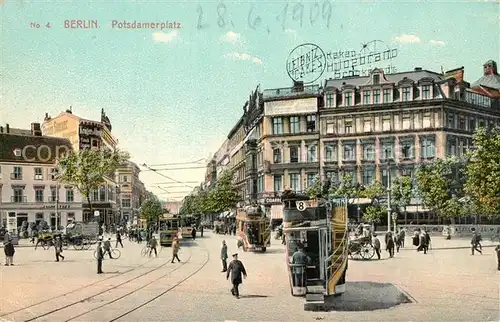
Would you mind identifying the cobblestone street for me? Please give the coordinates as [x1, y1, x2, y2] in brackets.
[0, 233, 499, 321]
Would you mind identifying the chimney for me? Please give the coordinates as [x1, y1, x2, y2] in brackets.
[414, 67, 422, 71]
[6, 124, 9, 133]
[31, 123, 42, 136]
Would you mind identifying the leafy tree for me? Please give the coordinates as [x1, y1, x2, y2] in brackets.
[140, 193, 163, 227]
[359, 181, 385, 204]
[464, 127, 500, 217]
[391, 176, 413, 215]
[207, 170, 240, 213]
[329, 173, 361, 203]
[362, 205, 385, 223]
[58, 148, 129, 213]
[306, 174, 323, 199]
[414, 157, 465, 219]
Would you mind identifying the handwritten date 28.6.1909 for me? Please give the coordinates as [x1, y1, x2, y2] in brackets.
[196, 1, 333, 32]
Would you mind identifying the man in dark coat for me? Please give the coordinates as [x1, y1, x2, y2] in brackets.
[385, 231, 395, 258]
[226, 253, 247, 299]
[4, 240, 15, 266]
[291, 246, 309, 287]
[221, 240, 228, 272]
[191, 226, 197, 240]
[96, 241, 104, 274]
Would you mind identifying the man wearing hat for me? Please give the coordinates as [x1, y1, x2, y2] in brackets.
[226, 253, 247, 299]
[96, 241, 104, 274]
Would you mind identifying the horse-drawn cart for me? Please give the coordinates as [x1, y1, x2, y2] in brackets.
[348, 236, 375, 260]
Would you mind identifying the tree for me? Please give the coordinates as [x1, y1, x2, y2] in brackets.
[329, 172, 361, 203]
[362, 205, 385, 223]
[207, 170, 240, 213]
[391, 176, 413, 216]
[464, 127, 500, 217]
[359, 181, 385, 205]
[58, 148, 129, 214]
[414, 157, 465, 219]
[140, 193, 163, 227]
[306, 174, 323, 199]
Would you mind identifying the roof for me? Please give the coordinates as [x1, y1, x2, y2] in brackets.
[471, 74, 500, 90]
[324, 69, 444, 89]
[0, 134, 73, 164]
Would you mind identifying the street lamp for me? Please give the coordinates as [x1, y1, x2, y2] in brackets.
[385, 148, 392, 232]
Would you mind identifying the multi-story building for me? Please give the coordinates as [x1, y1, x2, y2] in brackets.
[42, 108, 121, 224]
[226, 116, 247, 200]
[0, 128, 83, 232]
[115, 161, 144, 225]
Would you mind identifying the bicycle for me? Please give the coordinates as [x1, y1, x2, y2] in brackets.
[94, 248, 121, 260]
[141, 244, 162, 257]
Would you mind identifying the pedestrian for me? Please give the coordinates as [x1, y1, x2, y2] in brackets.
[226, 253, 247, 299]
[200, 225, 204, 238]
[149, 236, 158, 257]
[171, 236, 181, 263]
[399, 228, 406, 248]
[385, 231, 395, 258]
[494, 244, 500, 271]
[116, 230, 123, 248]
[191, 226, 197, 240]
[471, 231, 482, 255]
[372, 233, 381, 260]
[103, 238, 113, 259]
[54, 235, 65, 262]
[4, 240, 15, 266]
[291, 245, 309, 287]
[417, 230, 429, 254]
[96, 241, 104, 274]
[221, 240, 228, 272]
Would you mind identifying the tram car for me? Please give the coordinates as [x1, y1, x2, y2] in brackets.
[159, 214, 180, 247]
[282, 193, 349, 310]
[180, 215, 195, 238]
[236, 205, 271, 252]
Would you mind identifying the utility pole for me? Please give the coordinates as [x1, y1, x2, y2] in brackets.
[55, 181, 59, 231]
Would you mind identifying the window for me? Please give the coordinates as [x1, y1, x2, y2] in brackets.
[66, 189, 74, 202]
[99, 186, 106, 201]
[381, 168, 397, 188]
[91, 139, 100, 148]
[382, 116, 391, 131]
[92, 189, 99, 201]
[34, 168, 43, 180]
[325, 171, 338, 185]
[35, 213, 44, 224]
[447, 138, 457, 156]
[401, 167, 414, 178]
[422, 85, 431, 99]
[51, 168, 58, 180]
[422, 112, 431, 128]
[289, 173, 301, 191]
[344, 92, 353, 106]
[363, 119, 372, 132]
[12, 166, 22, 180]
[290, 146, 299, 163]
[12, 188, 24, 202]
[273, 175, 282, 192]
[373, 90, 380, 103]
[306, 173, 316, 187]
[402, 87, 411, 101]
[362, 168, 375, 186]
[122, 176, 128, 182]
[363, 90, 371, 104]
[383, 89, 392, 103]
[459, 117, 466, 130]
[363, 144, 375, 160]
[400, 141, 414, 159]
[35, 189, 44, 202]
[447, 113, 455, 128]
[468, 118, 476, 132]
[67, 213, 75, 223]
[478, 119, 485, 128]
[257, 175, 264, 193]
[326, 120, 336, 134]
[324, 144, 337, 162]
[307, 145, 317, 162]
[306, 115, 316, 132]
[343, 144, 356, 161]
[290, 116, 300, 134]
[273, 148, 282, 163]
[373, 74, 380, 84]
[421, 137, 435, 158]
[48, 187, 57, 202]
[122, 198, 131, 208]
[381, 143, 394, 159]
[272, 117, 283, 135]
[326, 93, 335, 108]
[344, 120, 353, 134]
[402, 114, 411, 130]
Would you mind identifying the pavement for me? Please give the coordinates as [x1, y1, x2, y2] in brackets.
[0, 231, 499, 321]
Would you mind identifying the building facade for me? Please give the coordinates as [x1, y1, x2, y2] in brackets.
[0, 130, 83, 232]
[116, 161, 143, 226]
[42, 109, 121, 224]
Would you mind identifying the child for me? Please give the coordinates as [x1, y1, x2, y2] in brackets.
[4, 240, 15, 266]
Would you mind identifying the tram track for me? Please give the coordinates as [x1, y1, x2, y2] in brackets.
[2, 249, 188, 322]
[0, 251, 158, 318]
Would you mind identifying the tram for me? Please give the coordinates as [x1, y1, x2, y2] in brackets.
[236, 205, 271, 252]
[159, 214, 180, 247]
[282, 193, 349, 310]
[180, 215, 195, 238]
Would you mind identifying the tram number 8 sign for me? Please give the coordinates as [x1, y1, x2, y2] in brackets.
[296, 201, 308, 211]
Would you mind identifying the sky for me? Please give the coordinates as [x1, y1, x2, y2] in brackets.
[1, 0, 499, 201]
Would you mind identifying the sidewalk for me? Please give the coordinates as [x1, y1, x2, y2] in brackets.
[373, 232, 498, 250]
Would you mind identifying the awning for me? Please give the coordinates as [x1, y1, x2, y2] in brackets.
[270, 205, 283, 219]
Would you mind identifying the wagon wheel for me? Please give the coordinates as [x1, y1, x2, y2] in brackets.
[360, 244, 375, 260]
[73, 239, 84, 250]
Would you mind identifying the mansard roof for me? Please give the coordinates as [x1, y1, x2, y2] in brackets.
[0, 134, 73, 164]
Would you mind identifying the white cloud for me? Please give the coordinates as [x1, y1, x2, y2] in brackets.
[224, 52, 263, 64]
[393, 34, 421, 44]
[429, 39, 446, 46]
[220, 31, 241, 43]
[152, 31, 178, 43]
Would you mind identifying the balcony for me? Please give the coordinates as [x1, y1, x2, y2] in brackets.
[263, 85, 320, 100]
[11, 196, 27, 203]
[269, 162, 319, 171]
[10, 173, 23, 180]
